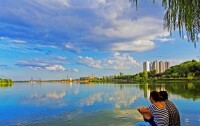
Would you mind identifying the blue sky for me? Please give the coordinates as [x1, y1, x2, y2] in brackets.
[0, 0, 199, 81]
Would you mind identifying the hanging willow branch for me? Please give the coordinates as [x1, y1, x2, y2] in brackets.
[131, 0, 200, 43]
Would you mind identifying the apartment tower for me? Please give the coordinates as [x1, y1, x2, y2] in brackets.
[143, 61, 150, 71]
[143, 61, 170, 73]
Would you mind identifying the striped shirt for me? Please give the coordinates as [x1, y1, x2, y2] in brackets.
[164, 100, 180, 126]
[149, 104, 169, 126]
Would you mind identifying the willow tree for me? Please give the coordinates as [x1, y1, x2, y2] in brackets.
[132, 0, 200, 44]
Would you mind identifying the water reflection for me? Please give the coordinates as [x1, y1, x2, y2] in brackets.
[0, 84, 12, 88]
[46, 92, 66, 99]
[27, 109, 143, 126]
[104, 90, 139, 108]
[79, 84, 141, 109]
[80, 90, 140, 108]
[80, 93, 103, 106]
[138, 82, 200, 100]
[22, 91, 67, 107]
[0, 82, 200, 126]
[165, 82, 200, 100]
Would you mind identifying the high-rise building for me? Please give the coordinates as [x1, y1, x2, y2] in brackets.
[149, 62, 153, 71]
[159, 61, 165, 73]
[143, 61, 150, 71]
[143, 60, 170, 73]
[165, 61, 170, 69]
[152, 61, 159, 73]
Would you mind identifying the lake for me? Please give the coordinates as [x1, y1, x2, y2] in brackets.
[0, 82, 200, 126]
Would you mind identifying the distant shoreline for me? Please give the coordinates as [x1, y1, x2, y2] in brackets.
[13, 78, 200, 84]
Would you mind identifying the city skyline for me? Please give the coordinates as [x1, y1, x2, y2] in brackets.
[143, 61, 170, 73]
[0, 0, 199, 81]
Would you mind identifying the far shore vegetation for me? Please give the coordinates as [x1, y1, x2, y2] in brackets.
[0, 78, 13, 87]
[89, 60, 200, 83]
[14, 60, 200, 84]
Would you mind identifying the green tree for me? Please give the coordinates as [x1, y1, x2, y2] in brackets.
[163, 60, 200, 79]
[132, 0, 200, 43]
[134, 74, 141, 80]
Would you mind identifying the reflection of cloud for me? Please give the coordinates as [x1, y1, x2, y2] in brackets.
[22, 91, 66, 106]
[185, 118, 190, 123]
[80, 93, 103, 106]
[73, 84, 79, 95]
[30, 91, 66, 100]
[107, 91, 138, 108]
[46, 92, 66, 99]
[80, 90, 141, 108]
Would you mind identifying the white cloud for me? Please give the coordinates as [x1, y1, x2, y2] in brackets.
[77, 52, 139, 70]
[77, 56, 102, 69]
[0, 37, 27, 44]
[157, 38, 175, 42]
[72, 68, 79, 73]
[111, 40, 155, 52]
[10, 39, 27, 44]
[53, 55, 67, 60]
[65, 42, 80, 53]
[103, 52, 139, 69]
[33, 0, 70, 8]
[92, 16, 169, 52]
[16, 58, 80, 73]
[16, 58, 66, 72]
[45, 65, 66, 71]
[0, 0, 170, 53]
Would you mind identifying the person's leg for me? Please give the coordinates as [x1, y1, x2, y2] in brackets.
[134, 121, 152, 126]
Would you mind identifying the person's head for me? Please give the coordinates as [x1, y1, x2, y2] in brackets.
[159, 91, 168, 100]
[149, 91, 162, 103]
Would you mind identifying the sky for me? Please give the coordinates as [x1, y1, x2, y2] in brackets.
[0, 0, 200, 81]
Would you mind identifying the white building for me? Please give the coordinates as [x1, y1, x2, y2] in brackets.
[143, 61, 170, 73]
[143, 61, 150, 71]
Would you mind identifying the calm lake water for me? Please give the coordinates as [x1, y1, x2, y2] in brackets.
[0, 82, 200, 126]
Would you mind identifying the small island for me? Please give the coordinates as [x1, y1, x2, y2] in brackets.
[0, 78, 13, 87]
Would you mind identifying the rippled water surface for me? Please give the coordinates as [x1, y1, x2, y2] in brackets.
[0, 82, 200, 126]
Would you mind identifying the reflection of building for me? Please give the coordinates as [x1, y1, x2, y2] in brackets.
[143, 61, 170, 73]
[143, 83, 150, 98]
[142, 84, 166, 98]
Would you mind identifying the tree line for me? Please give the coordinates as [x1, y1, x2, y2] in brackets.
[114, 60, 200, 81]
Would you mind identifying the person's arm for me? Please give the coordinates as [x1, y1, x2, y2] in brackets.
[137, 107, 150, 113]
[137, 107, 152, 120]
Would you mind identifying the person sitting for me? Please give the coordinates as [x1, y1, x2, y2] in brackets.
[159, 91, 180, 126]
[135, 91, 169, 126]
